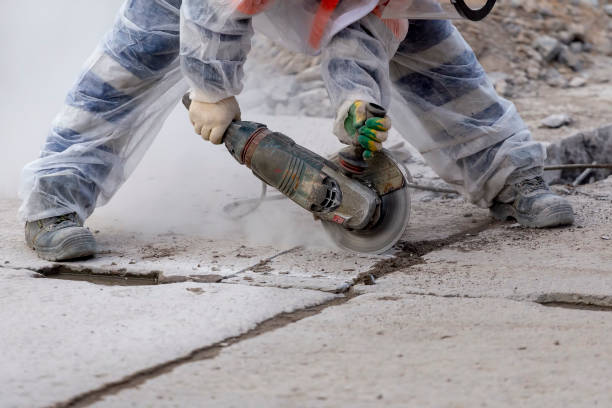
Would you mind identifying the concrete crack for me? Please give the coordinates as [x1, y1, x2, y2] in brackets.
[5, 247, 304, 287]
[48, 291, 358, 408]
[353, 220, 494, 286]
[219, 246, 303, 280]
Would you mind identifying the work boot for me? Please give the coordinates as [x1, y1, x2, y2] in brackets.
[490, 176, 574, 228]
[25, 213, 96, 261]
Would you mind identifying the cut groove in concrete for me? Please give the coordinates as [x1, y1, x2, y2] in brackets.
[535, 293, 612, 311]
[538, 302, 612, 312]
[51, 291, 357, 408]
[39, 264, 160, 286]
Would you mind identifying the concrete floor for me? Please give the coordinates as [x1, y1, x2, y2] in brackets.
[2, 174, 611, 407]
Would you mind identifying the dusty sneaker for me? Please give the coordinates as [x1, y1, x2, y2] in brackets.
[490, 176, 574, 228]
[25, 213, 96, 261]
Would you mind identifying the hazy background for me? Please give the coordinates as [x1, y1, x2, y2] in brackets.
[0, 0, 333, 247]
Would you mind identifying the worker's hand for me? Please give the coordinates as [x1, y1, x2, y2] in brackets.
[333, 100, 391, 159]
[189, 96, 241, 144]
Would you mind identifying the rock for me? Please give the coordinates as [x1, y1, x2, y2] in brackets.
[544, 68, 567, 88]
[557, 31, 574, 45]
[494, 79, 513, 97]
[568, 76, 587, 87]
[543, 142, 563, 185]
[604, 4, 612, 17]
[514, 71, 529, 86]
[541, 114, 573, 129]
[558, 46, 584, 71]
[533, 35, 563, 62]
[569, 41, 584, 53]
[525, 63, 542, 80]
[548, 125, 612, 183]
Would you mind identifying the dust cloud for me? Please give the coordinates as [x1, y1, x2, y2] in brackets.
[0, 1, 333, 249]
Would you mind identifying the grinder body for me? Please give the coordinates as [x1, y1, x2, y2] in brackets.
[224, 122, 381, 231]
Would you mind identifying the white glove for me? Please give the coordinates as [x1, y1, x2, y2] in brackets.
[189, 96, 241, 144]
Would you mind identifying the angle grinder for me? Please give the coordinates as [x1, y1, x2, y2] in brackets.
[183, 95, 411, 254]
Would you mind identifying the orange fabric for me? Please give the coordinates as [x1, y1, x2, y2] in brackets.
[372, 0, 408, 39]
[308, 0, 341, 49]
[234, 0, 273, 15]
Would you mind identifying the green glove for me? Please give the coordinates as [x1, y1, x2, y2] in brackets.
[342, 100, 391, 159]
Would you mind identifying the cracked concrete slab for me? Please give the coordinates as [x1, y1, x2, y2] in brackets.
[0, 186, 491, 292]
[223, 247, 385, 292]
[93, 293, 612, 408]
[0, 269, 335, 408]
[357, 180, 612, 304]
[0, 198, 288, 281]
[221, 199, 491, 292]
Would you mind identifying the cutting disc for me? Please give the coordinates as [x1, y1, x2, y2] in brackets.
[321, 151, 412, 254]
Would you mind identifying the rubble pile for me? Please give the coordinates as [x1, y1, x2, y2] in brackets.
[546, 124, 612, 184]
[458, 0, 612, 96]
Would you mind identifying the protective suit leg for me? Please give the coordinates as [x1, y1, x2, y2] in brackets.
[19, 0, 188, 222]
[389, 19, 545, 208]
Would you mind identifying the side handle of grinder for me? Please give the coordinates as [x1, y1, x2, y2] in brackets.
[338, 102, 387, 175]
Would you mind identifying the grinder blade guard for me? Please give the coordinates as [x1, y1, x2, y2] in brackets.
[322, 150, 412, 254]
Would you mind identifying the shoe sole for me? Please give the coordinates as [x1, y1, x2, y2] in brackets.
[33, 232, 97, 262]
[490, 202, 575, 228]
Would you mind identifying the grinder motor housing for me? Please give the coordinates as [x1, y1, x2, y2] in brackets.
[224, 121, 389, 231]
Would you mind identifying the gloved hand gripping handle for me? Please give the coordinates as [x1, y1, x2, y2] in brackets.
[338, 102, 387, 174]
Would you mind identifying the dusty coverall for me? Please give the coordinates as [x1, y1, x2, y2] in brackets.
[19, 0, 544, 222]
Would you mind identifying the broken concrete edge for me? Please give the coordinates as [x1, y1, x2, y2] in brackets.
[6, 218, 501, 296]
[50, 291, 356, 408]
[0, 246, 307, 288]
[353, 219, 495, 286]
[545, 123, 612, 184]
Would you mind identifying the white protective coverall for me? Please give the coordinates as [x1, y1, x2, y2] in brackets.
[19, 0, 544, 223]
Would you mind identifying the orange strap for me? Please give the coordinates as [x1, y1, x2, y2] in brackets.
[234, 0, 273, 15]
[308, 0, 341, 49]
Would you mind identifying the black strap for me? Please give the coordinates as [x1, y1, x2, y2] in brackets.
[452, 0, 497, 21]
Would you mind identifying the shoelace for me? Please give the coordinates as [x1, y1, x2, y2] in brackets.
[515, 176, 549, 195]
[39, 214, 78, 231]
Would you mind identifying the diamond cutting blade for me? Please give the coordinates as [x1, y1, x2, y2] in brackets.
[321, 151, 412, 254]
[321, 187, 410, 254]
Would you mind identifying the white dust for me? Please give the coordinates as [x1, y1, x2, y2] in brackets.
[0, 1, 335, 250]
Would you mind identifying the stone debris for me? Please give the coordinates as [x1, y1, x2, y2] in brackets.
[534, 35, 563, 62]
[242, 0, 611, 118]
[541, 113, 573, 128]
[568, 76, 588, 87]
[545, 124, 612, 184]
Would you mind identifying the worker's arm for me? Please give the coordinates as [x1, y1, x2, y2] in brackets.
[180, 0, 255, 143]
[321, 15, 406, 157]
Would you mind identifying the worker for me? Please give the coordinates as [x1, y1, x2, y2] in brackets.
[20, 0, 573, 262]
[184, 0, 574, 228]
